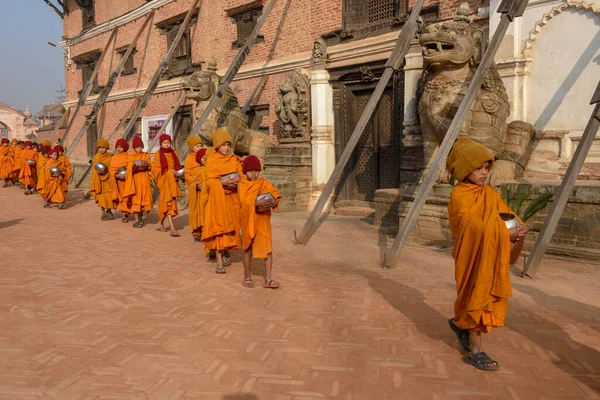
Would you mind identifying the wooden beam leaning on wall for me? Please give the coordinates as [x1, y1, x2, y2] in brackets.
[42, 0, 65, 19]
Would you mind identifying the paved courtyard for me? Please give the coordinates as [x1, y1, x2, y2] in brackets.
[0, 186, 598, 400]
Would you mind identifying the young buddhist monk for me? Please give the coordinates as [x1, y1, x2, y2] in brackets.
[152, 134, 182, 237]
[185, 136, 204, 241]
[18, 141, 37, 194]
[89, 139, 114, 221]
[0, 138, 15, 187]
[123, 136, 153, 228]
[43, 147, 67, 209]
[238, 155, 282, 288]
[109, 138, 132, 222]
[202, 129, 243, 274]
[188, 148, 207, 241]
[35, 145, 50, 197]
[55, 145, 72, 194]
[446, 137, 529, 371]
[9, 138, 22, 187]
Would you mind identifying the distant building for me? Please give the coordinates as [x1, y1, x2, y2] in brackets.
[36, 102, 65, 128]
[0, 103, 38, 142]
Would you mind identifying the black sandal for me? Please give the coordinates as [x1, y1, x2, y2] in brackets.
[106, 211, 115, 220]
[58, 204, 67, 210]
[215, 265, 226, 274]
[132, 221, 143, 228]
[462, 352, 500, 371]
[448, 319, 471, 352]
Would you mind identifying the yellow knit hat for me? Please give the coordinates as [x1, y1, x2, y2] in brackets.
[11, 138, 17, 143]
[446, 137, 494, 182]
[97, 139, 110, 149]
[43, 140, 51, 146]
[187, 136, 203, 152]
[211, 129, 232, 150]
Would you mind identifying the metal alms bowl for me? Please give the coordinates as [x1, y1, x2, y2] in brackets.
[174, 167, 185, 178]
[49, 166, 61, 177]
[95, 162, 108, 175]
[115, 167, 127, 180]
[26, 159, 36, 166]
[133, 159, 149, 170]
[499, 212, 519, 229]
[255, 192, 275, 212]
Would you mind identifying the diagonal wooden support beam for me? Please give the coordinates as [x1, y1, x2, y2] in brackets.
[65, 11, 155, 157]
[522, 81, 600, 278]
[42, 0, 64, 18]
[294, 0, 425, 245]
[383, 0, 529, 268]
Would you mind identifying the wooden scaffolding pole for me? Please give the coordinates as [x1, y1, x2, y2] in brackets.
[47, 107, 71, 142]
[522, 81, 600, 278]
[60, 28, 118, 146]
[383, 0, 529, 268]
[121, 0, 202, 142]
[294, 0, 425, 245]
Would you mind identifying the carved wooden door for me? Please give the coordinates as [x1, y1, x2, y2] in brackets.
[174, 105, 193, 154]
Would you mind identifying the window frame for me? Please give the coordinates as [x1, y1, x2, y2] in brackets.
[229, 5, 265, 49]
[117, 45, 138, 76]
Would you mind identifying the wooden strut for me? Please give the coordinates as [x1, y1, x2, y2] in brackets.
[48, 107, 71, 143]
[42, 0, 65, 18]
[75, 97, 142, 188]
[65, 11, 155, 157]
[294, 0, 425, 245]
[180, 0, 278, 161]
[121, 0, 202, 143]
[383, 0, 529, 268]
[145, 92, 187, 153]
[60, 28, 118, 147]
[522, 81, 600, 278]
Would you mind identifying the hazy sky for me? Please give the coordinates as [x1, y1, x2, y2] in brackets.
[0, 1, 65, 115]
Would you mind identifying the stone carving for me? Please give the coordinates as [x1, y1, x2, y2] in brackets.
[359, 66, 375, 82]
[182, 58, 268, 159]
[275, 70, 310, 143]
[417, 3, 536, 185]
[312, 37, 328, 64]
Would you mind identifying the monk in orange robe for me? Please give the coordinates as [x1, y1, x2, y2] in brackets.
[35, 145, 50, 197]
[202, 129, 243, 274]
[54, 145, 72, 194]
[447, 137, 529, 371]
[9, 139, 22, 186]
[238, 156, 282, 289]
[0, 138, 15, 186]
[188, 148, 207, 242]
[152, 134, 182, 237]
[43, 147, 67, 209]
[123, 136, 153, 228]
[89, 139, 114, 221]
[109, 138, 132, 222]
[185, 136, 204, 241]
[18, 140, 38, 194]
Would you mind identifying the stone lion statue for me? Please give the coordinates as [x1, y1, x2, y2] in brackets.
[417, 3, 535, 185]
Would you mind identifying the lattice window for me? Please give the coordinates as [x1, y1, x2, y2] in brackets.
[75, 51, 102, 97]
[246, 104, 270, 135]
[81, 0, 95, 31]
[367, 0, 397, 24]
[157, 12, 197, 78]
[117, 46, 137, 76]
[230, 6, 264, 49]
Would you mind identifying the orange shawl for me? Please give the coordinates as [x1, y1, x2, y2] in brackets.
[58, 154, 72, 192]
[43, 158, 66, 204]
[123, 152, 153, 213]
[152, 150, 182, 220]
[9, 145, 21, 180]
[448, 183, 518, 333]
[18, 148, 37, 187]
[89, 152, 113, 209]
[36, 153, 48, 195]
[238, 177, 282, 258]
[109, 152, 131, 213]
[0, 145, 14, 180]
[187, 164, 205, 235]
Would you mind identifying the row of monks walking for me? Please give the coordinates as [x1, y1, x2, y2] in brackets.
[0, 130, 281, 288]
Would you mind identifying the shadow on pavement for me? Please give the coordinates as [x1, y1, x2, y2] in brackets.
[221, 394, 259, 400]
[0, 218, 24, 229]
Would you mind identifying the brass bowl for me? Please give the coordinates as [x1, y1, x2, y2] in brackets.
[499, 212, 519, 229]
[134, 159, 149, 171]
[115, 167, 127, 180]
[26, 159, 36, 166]
[174, 167, 185, 178]
[95, 162, 108, 175]
[49, 166, 61, 177]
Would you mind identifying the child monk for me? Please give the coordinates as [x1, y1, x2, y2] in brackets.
[18, 140, 37, 195]
[238, 155, 282, 288]
[9, 138, 22, 187]
[0, 138, 15, 187]
[109, 138, 132, 222]
[89, 139, 114, 221]
[55, 145, 72, 194]
[446, 137, 529, 371]
[202, 129, 243, 274]
[35, 145, 50, 197]
[123, 136, 153, 228]
[152, 134, 182, 237]
[188, 148, 207, 241]
[185, 136, 204, 241]
[43, 147, 67, 209]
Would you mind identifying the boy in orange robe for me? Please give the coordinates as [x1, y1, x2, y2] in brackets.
[238, 156, 282, 289]
[188, 148, 207, 241]
[446, 137, 529, 371]
[18, 141, 37, 194]
[43, 147, 67, 209]
[185, 136, 204, 241]
[109, 138, 132, 223]
[152, 134, 182, 237]
[89, 139, 114, 221]
[9, 139, 22, 186]
[54, 145, 72, 194]
[35, 146, 50, 197]
[123, 136, 153, 228]
[202, 129, 243, 274]
[0, 138, 15, 186]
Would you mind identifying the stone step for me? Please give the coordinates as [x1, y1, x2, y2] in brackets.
[333, 205, 376, 218]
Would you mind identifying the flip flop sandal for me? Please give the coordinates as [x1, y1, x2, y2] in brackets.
[263, 279, 280, 289]
[462, 352, 500, 371]
[215, 266, 226, 274]
[106, 212, 115, 220]
[155, 226, 168, 232]
[208, 250, 216, 260]
[121, 217, 129, 223]
[132, 222, 143, 228]
[448, 318, 471, 353]
[241, 278, 254, 288]
[43, 203, 51, 208]
[101, 214, 108, 221]
[170, 231, 180, 237]
[58, 204, 67, 210]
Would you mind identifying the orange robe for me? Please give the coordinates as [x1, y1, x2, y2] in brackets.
[58, 155, 72, 193]
[184, 152, 201, 235]
[18, 148, 37, 188]
[36, 153, 48, 196]
[0, 145, 14, 181]
[201, 153, 243, 251]
[187, 164, 205, 237]
[9, 146, 22, 181]
[123, 152, 153, 213]
[152, 151, 182, 220]
[43, 159, 66, 204]
[448, 183, 518, 333]
[109, 152, 132, 214]
[238, 177, 282, 259]
[89, 152, 113, 209]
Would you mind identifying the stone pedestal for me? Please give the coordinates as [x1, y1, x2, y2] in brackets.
[263, 146, 312, 212]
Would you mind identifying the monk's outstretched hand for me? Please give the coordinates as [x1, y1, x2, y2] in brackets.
[509, 225, 529, 242]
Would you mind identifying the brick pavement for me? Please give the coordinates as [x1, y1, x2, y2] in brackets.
[0, 186, 599, 399]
